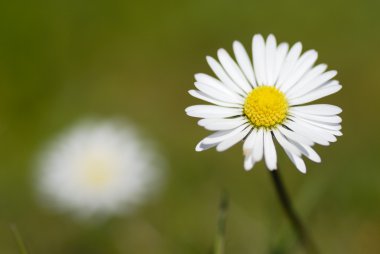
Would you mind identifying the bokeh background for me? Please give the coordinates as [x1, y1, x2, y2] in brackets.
[1, 0, 380, 253]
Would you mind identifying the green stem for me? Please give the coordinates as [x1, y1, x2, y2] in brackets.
[270, 170, 318, 254]
[214, 191, 229, 254]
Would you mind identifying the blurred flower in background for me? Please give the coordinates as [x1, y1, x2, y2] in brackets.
[35, 119, 165, 219]
[186, 34, 342, 173]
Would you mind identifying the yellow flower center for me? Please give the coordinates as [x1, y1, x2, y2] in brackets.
[243, 86, 288, 128]
[82, 155, 114, 189]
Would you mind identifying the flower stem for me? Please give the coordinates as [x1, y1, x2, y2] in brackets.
[270, 170, 318, 254]
[214, 191, 228, 254]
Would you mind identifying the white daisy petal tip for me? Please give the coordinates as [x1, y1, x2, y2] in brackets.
[185, 105, 192, 112]
[253, 33, 264, 41]
[268, 166, 278, 171]
[217, 48, 226, 56]
[244, 166, 253, 171]
[195, 140, 214, 152]
[298, 166, 307, 174]
[185, 106, 197, 117]
[197, 119, 205, 127]
[244, 156, 254, 171]
[195, 145, 203, 152]
[232, 40, 242, 48]
[187, 34, 342, 172]
[205, 55, 216, 64]
[194, 73, 203, 80]
[188, 90, 196, 96]
[266, 34, 276, 43]
[216, 146, 224, 152]
[286, 152, 307, 173]
[295, 41, 303, 49]
[299, 163, 307, 173]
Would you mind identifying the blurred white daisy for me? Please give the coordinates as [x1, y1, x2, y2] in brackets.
[186, 34, 342, 173]
[36, 120, 164, 218]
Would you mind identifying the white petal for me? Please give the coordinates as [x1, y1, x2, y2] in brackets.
[195, 141, 218, 152]
[273, 43, 289, 84]
[264, 131, 277, 170]
[276, 42, 302, 89]
[290, 104, 342, 115]
[200, 123, 250, 145]
[290, 110, 342, 124]
[188, 90, 242, 108]
[289, 83, 342, 105]
[281, 50, 318, 93]
[198, 117, 248, 131]
[277, 125, 314, 146]
[206, 56, 246, 96]
[285, 151, 306, 173]
[272, 129, 301, 156]
[289, 71, 337, 99]
[185, 105, 242, 118]
[252, 34, 267, 85]
[323, 129, 342, 136]
[244, 154, 255, 171]
[284, 120, 330, 146]
[233, 41, 257, 87]
[281, 129, 321, 166]
[217, 49, 252, 94]
[252, 128, 264, 161]
[194, 74, 245, 102]
[286, 64, 328, 98]
[193, 81, 242, 103]
[243, 128, 258, 155]
[297, 144, 321, 163]
[265, 34, 277, 86]
[216, 126, 252, 152]
[289, 117, 337, 143]
[293, 117, 342, 135]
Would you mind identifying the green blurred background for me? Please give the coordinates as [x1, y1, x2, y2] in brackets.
[1, 0, 380, 253]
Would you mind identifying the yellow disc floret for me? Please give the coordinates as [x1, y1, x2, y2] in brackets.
[82, 155, 114, 189]
[243, 86, 288, 128]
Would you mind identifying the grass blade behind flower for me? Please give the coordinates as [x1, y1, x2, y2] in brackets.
[10, 224, 29, 254]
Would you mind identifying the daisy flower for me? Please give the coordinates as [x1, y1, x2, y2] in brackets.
[186, 34, 342, 173]
[36, 120, 164, 218]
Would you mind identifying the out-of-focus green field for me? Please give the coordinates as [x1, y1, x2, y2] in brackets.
[1, 0, 380, 253]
